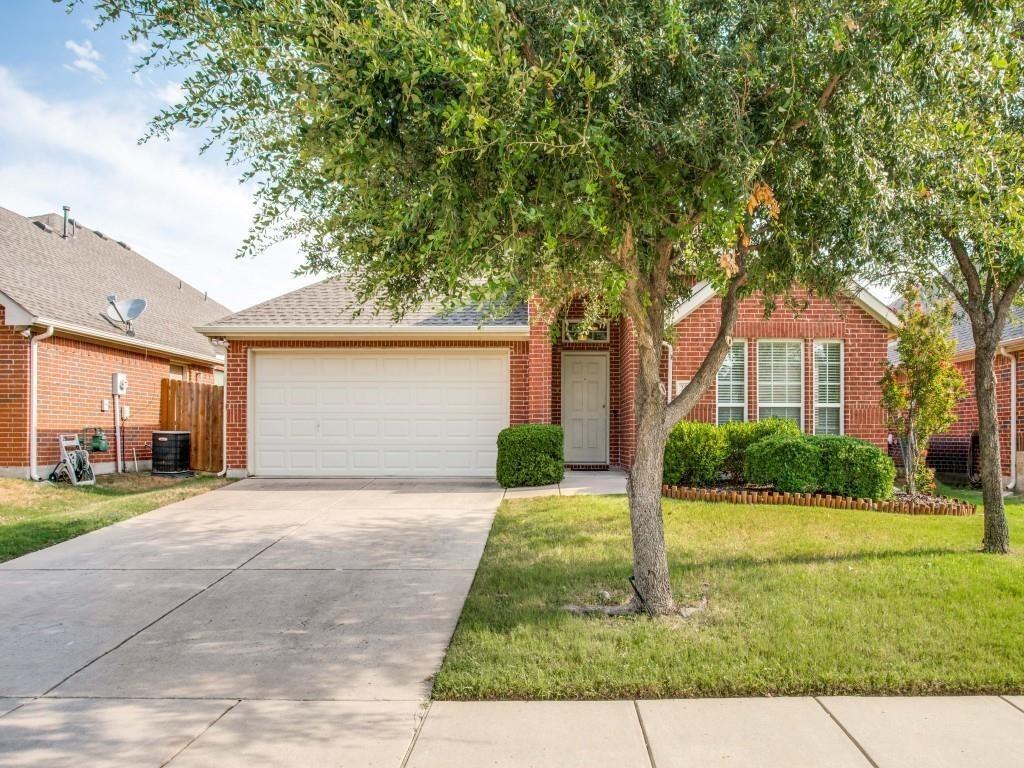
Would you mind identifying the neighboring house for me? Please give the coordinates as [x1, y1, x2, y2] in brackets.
[198, 276, 897, 479]
[926, 306, 1023, 490]
[0, 205, 231, 478]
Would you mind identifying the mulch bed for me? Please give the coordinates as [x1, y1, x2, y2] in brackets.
[662, 484, 976, 516]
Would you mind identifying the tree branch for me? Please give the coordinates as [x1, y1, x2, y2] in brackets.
[943, 232, 983, 305]
[663, 251, 748, 430]
[786, 72, 843, 135]
[933, 269, 969, 313]
[995, 272, 1024, 332]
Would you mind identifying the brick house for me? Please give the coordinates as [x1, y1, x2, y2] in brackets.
[197, 276, 897, 478]
[923, 307, 1023, 489]
[0, 206, 231, 478]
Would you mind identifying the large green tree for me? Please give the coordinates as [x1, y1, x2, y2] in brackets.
[866, 10, 1024, 552]
[88, 0, 990, 611]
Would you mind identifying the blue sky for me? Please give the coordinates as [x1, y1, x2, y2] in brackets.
[0, 3, 315, 312]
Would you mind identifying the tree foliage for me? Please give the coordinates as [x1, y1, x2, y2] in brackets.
[863, 7, 1023, 550]
[880, 289, 967, 495]
[85, 0, 1006, 604]
[88, 0, 954, 315]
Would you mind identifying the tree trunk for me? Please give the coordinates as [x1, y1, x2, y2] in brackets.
[974, 338, 1010, 553]
[626, 317, 674, 614]
[902, 425, 917, 496]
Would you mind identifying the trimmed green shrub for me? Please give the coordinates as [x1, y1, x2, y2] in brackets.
[811, 435, 896, 500]
[744, 435, 822, 493]
[496, 425, 565, 488]
[663, 420, 728, 486]
[721, 418, 802, 481]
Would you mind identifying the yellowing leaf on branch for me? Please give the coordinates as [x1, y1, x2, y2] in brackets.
[746, 182, 780, 220]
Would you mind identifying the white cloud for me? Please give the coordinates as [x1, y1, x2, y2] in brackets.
[0, 66, 314, 311]
[155, 81, 184, 105]
[126, 38, 150, 55]
[65, 39, 106, 80]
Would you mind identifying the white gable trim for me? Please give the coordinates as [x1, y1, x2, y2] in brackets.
[669, 282, 717, 325]
[0, 290, 36, 326]
[669, 281, 899, 331]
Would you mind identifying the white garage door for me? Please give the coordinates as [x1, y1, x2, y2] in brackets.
[251, 350, 509, 477]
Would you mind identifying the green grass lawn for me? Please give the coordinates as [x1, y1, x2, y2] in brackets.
[435, 494, 1024, 700]
[0, 474, 232, 563]
[936, 480, 1024, 510]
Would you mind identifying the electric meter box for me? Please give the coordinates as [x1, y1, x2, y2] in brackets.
[111, 373, 128, 396]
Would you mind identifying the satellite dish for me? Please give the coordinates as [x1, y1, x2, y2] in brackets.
[105, 295, 147, 336]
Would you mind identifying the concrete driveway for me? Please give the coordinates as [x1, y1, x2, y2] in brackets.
[0, 478, 503, 767]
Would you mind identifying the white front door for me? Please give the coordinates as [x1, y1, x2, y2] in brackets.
[561, 352, 609, 463]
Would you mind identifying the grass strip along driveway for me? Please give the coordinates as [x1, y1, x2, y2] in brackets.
[0, 474, 231, 563]
[435, 493, 1024, 700]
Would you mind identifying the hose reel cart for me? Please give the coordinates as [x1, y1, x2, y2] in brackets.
[48, 434, 96, 486]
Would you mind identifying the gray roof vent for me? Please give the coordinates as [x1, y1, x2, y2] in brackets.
[94, 230, 107, 240]
[117, 241, 130, 250]
[33, 220, 53, 233]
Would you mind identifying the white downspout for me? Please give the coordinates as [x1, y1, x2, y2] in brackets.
[998, 347, 1017, 491]
[28, 325, 55, 481]
[216, 370, 228, 477]
[662, 341, 674, 403]
[113, 392, 122, 473]
[213, 340, 229, 477]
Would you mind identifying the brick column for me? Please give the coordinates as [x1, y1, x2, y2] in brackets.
[527, 299, 554, 423]
[225, 340, 248, 475]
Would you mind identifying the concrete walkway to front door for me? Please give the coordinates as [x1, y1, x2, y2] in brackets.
[0, 478, 503, 766]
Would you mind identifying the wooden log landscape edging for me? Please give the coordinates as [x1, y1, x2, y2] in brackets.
[661, 485, 976, 517]
[159, 379, 224, 473]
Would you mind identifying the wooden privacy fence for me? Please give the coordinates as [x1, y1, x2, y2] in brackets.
[159, 379, 224, 472]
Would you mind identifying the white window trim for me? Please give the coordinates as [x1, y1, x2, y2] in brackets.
[561, 318, 609, 344]
[813, 339, 845, 436]
[716, 339, 748, 424]
[756, 339, 805, 430]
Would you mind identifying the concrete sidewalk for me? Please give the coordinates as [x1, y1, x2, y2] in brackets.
[405, 696, 1024, 768]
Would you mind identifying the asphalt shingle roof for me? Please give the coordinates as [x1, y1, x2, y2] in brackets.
[0, 206, 231, 360]
[203, 276, 528, 329]
[950, 304, 1024, 355]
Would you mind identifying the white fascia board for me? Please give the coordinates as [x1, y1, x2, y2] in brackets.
[195, 324, 531, 340]
[34, 317, 224, 367]
[668, 280, 900, 332]
[668, 281, 717, 325]
[848, 282, 901, 331]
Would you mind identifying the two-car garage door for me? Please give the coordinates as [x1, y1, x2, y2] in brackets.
[251, 350, 509, 477]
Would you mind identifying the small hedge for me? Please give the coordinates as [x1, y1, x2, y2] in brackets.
[811, 435, 896, 501]
[744, 434, 823, 493]
[663, 420, 727, 486]
[721, 418, 801, 481]
[496, 425, 565, 488]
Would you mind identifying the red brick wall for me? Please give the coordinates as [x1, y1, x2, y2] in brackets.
[667, 290, 891, 448]
[946, 353, 1018, 475]
[0, 307, 30, 468]
[33, 334, 218, 470]
[225, 338, 530, 471]
[527, 299, 554, 423]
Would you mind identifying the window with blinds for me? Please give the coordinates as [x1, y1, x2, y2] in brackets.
[814, 341, 843, 435]
[757, 340, 803, 426]
[716, 340, 747, 424]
